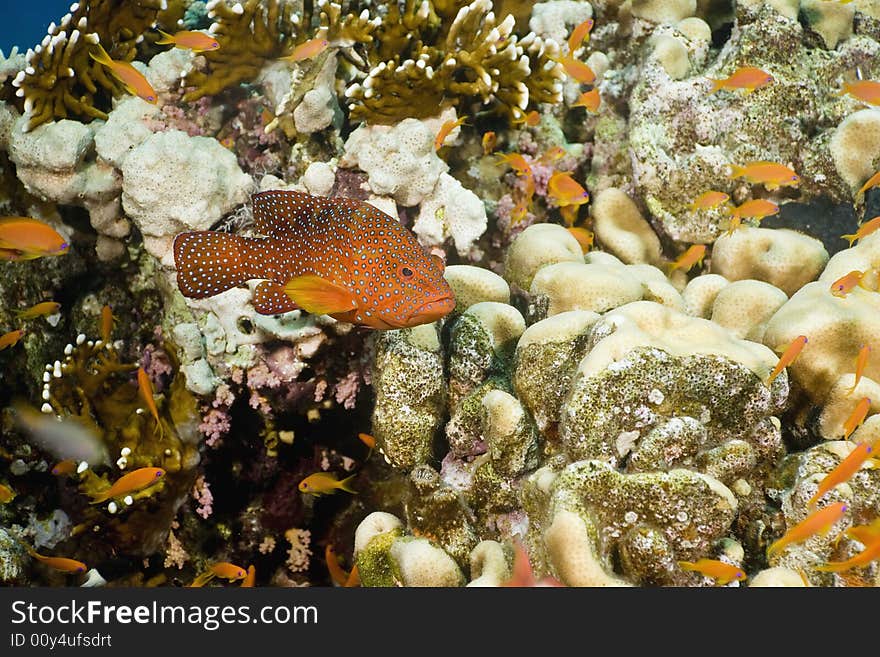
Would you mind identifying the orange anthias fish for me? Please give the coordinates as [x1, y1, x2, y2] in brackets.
[555, 55, 596, 85]
[766, 334, 808, 385]
[495, 153, 533, 178]
[26, 546, 87, 574]
[568, 18, 595, 52]
[572, 87, 600, 113]
[326, 544, 352, 587]
[845, 518, 880, 545]
[667, 244, 706, 274]
[830, 270, 866, 298]
[843, 397, 872, 440]
[357, 432, 376, 449]
[155, 29, 220, 52]
[15, 301, 60, 320]
[541, 146, 566, 164]
[728, 161, 799, 190]
[857, 171, 880, 197]
[708, 66, 774, 94]
[434, 116, 468, 151]
[808, 440, 877, 507]
[89, 467, 166, 504]
[51, 459, 77, 476]
[481, 131, 497, 155]
[137, 367, 164, 438]
[0, 483, 14, 503]
[548, 171, 590, 207]
[240, 564, 256, 587]
[837, 80, 880, 106]
[677, 558, 747, 585]
[727, 198, 780, 233]
[280, 37, 330, 62]
[513, 110, 541, 127]
[190, 562, 248, 587]
[567, 227, 594, 253]
[816, 539, 880, 572]
[173, 190, 455, 330]
[298, 472, 357, 497]
[0, 217, 69, 260]
[0, 329, 25, 351]
[766, 501, 849, 559]
[100, 305, 116, 343]
[690, 191, 730, 211]
[850, 344, 871, 393]
[503, 542, 564, 587]
[841, 216, 880, 246]
[89, 43, 157, 104]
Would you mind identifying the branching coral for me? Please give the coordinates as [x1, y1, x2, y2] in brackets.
[12, 0, 168, 131]
[344, 0, 564, 124]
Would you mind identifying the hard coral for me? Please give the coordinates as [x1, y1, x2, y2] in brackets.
[345, 0, 564, 125]
[12, 0, 166, 131]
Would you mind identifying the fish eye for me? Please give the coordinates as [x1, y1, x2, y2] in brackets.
[399, 266, 414, 278]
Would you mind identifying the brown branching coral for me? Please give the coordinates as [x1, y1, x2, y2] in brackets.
[11, 0, 168, 132]
[345, 0, 564, 125]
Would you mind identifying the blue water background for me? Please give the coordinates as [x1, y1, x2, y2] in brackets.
[2, 1, 75, 54]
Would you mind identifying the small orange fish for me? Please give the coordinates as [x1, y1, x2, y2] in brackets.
[280, 37, 330, 62]
[728, 161, 799, 190]
[837, 80, 880, 106]
[89, 43, 157, 104]
[766, 501, 849, 559]
[0, 329, 25, 351]
[766, 335, 808, 385]
[808, 440, 876, 507]
[25, 545, 87, 574]
[708, 66, 774, 94]
[572, 87, 600, 113]
[15, 301, 60, 320]
[51, 459, 77, 476]
[568, 18, 595, 52]
[495, 152, 533, 178]
[843, 397, 872, 440]
[816, 539, 880, 572]
[100, 305, 115, 343]
[174, 190, 455, 329]
[503, 541, 564, 587]
[845, 518, 880, 545]
[137, 367, 164, 438]
[240, 564, 256, 587]
[357, 432, 376, 449]
[690, 191, 730, 211]
[299, 471, 357, 496]
[434, 116, 468, 151]
[541, 146, 566, 163]
[850, 344, 871, 393]
[667, 244, 706, 274]
[856, 171, 880, 197]
[0, 483, 14, 503]
[190, 561, 248, 587]
[481, 131, 497, 155]
[830, 270, 866, 298]
[727, 198, 780, 233]
[567, 227, 594, 253]
[841, 216, 880, 246]
[678, 558, 747, 585]
[512, 110, 540, 127]
[548, 171, 590, 207]
[89, 466, 166, 504]
[344, 564, 360, 587]
[555, 55, 596, 85]
[325, 544, 351, 586]
[155, 29, 220, 52]
[0, 216, 69, 260]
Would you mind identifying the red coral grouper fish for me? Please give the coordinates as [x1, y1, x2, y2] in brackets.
[173, 190, 455, 329]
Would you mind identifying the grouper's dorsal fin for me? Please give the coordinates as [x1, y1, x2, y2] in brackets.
[251, 190, 334, 236]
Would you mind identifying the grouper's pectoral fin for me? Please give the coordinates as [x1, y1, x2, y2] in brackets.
[252, 281, 300, 315]
[283, 275, 358, 315]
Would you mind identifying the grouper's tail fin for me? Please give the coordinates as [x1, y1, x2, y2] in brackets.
[173, 231, 262, 299]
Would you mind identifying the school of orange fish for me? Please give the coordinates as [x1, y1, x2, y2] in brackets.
[2, 14, 880, 588]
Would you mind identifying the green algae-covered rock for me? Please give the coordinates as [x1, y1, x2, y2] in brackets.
[371, 323, 446, 470]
